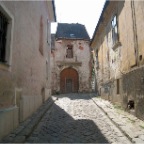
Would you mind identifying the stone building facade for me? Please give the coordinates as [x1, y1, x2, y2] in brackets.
[91, 0, 144, 120]
[51, 23, 91, 94]
[0, 1, 56, 139]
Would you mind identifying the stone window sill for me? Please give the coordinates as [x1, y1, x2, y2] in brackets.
[0, 62, 10, 71]
[112, 41, 122, 50]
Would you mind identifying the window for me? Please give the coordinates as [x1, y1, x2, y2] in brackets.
[47, 20, 51, 46]
[95, 50, 99, 68]
[66, 45, 73, 58]
[39, 16, 44, 56]
[116, 79, 120, 94]
[46, 60, 48, 80]
[96, 50, 98, 58]
[0, 11, 8, 63]
[0, 4, 13, 66]
[111, 15, 118, 45]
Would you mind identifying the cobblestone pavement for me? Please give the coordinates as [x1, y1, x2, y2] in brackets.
[91, 96, 144, 143]
[0, 96, 57, 143]
[26, 94, 131, 143]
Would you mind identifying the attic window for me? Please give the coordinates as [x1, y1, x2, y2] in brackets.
[70, 34, 75, 37]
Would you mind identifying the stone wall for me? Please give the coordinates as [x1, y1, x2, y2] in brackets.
[51, 39, 91, 93]
[122, 66, 144, 120]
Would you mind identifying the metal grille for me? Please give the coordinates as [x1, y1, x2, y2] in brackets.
[0, 11, 8, 62]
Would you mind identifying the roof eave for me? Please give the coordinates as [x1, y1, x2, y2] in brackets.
[56, 37, 90, 41]
[90, 0, 109, 47]
[52, 0, 57, 22]
[47, 0, 57, 22]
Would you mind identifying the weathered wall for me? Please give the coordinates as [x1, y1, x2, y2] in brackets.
[91, 0, 144, 120]
[0, 1, 53, 139]
[51, 39, 91, 93]
[134, 1, 144, 65]
[0, 107, 19, 140]
[122, 66, 144, 120]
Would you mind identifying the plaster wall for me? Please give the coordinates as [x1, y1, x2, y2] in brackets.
[51, 39, 91, 93]
[0, 1, 53, 139]
[91, 0, 144, 120]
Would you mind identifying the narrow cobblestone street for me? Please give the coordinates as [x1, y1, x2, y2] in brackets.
[25, 94, 130, 143]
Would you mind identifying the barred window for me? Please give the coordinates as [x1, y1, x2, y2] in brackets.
[0, 11, 8, 63]
[66, 45, 73, 58]
[111, 15, 118, 45]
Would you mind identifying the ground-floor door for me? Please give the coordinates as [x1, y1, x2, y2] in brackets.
[60, 68, 79, 93]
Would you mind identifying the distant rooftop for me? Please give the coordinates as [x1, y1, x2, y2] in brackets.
[55, 23, 90, 41]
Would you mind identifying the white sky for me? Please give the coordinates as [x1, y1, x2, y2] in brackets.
[51, 0, 106, 38]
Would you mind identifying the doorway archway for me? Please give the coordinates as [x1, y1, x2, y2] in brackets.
[60, 68, 79, 93]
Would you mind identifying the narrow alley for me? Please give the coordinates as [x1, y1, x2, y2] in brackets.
[1, 1, 144, 143]
[3, 93, 144, 143]
[13, 94, 131, 143]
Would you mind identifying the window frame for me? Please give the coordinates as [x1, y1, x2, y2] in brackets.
[0, 11, 8, 63]
[47, 19, 51, 46]
[0, 3, 14, 70]
[111, 14, 119, 46]
[66, 44, 73, 59]
[116, 79, 120, 94]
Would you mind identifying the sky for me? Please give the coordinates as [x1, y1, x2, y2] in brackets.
[51, 0, 106, 39]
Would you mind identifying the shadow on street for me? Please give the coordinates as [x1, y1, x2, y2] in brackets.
[53, 93, 97, 100]
[27, 95, 109, 143]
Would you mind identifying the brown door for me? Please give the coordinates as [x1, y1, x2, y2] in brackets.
[66, 79, 72, 93]
[60, 68, 79, 93]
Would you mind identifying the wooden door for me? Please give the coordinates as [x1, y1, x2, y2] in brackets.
[66, 79, 72, 93]
[60, 68, 79, 93]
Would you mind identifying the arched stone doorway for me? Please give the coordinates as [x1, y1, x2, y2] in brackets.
[60, 68, 79, 93]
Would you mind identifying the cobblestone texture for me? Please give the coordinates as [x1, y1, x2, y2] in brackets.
[3, 93, 140, 143]
[0, 96, 57, 143]
[91, 96, 144, 143]
[26, 94, 130, 143]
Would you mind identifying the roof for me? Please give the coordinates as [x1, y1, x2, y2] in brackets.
[90, 0, 109, 46]
[52, 0, 57, 22]
[55, 23, 90, 41]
